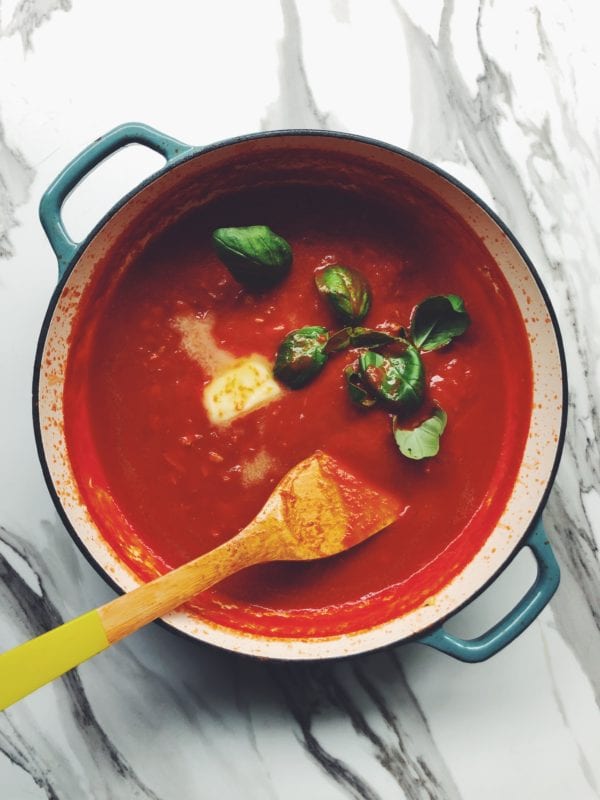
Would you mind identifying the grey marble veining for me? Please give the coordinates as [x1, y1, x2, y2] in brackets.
[0, 118, 34, 259]
[0, 0, 71, 50]
[262, 0, 332, 130]
[1, 0, 600, 798]
[272, 655, 461, 800]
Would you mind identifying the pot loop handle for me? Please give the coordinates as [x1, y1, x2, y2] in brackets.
[39, 122, 192, 278]
[418, 517, 559, 662]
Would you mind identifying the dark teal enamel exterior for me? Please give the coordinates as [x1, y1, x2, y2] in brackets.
[38, 122, 193, 277]
[36, 122, 564, 663]
[419, 518, 560, 661]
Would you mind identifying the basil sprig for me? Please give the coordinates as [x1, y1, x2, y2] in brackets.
[245, 229, 469, 462]
[410, 294, 470, 351]
[359, 346, 424, 413]
[274, 326, 329, 389]
[393, 407, 447, 460]
[213, 225, 292, 288]
[315, 265, 371, 325]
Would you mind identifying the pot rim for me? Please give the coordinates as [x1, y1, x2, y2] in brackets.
[32, 128, 568, 659]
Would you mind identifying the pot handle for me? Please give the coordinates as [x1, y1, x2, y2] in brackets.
[418, 517, 559, 662]
[39, 122, 192, 278]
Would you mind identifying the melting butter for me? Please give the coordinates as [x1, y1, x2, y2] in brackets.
[203, 356, 283, 425]
[173, 313, 283, 425]
[173, 314, 234, 375]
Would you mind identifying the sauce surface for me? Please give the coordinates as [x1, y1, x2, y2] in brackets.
[64, 185, 532, 637]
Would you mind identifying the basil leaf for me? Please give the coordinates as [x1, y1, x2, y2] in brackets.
[446, 294, 465, 313]
[212, 225, 292, 288]
[344, 363, 378, 408]
[314, 265, 371, 324]
[274, 326, 329, 388]
[348, 328, 397, 348]
[393, 407, 447, 460]
[359, 346, 424, 412]
[324, 328, 352, 354]
[410, 295, 470, 351]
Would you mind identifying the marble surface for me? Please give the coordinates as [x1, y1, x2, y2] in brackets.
[0, 1, 599, 797]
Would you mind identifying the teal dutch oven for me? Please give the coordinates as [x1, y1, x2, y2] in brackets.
[33, 123, 567, 661]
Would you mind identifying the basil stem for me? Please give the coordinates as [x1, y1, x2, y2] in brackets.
[410, 295, 470, 351]
[359, 346, 424, 412]
[348, 328, 398, 348]
[274, 326, 329, 389]
[314, 265, 371, 324]
[393, 406, 448, 460]
[212, 225, 292, 288]
[324, 327, 398, 355]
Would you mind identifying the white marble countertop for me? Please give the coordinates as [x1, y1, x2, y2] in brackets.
[1, 1, 599, 798]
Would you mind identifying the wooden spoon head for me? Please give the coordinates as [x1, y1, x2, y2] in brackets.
[254, 450, 402, 561]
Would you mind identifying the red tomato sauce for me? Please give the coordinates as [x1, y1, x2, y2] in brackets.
[64, 184, 532, 637]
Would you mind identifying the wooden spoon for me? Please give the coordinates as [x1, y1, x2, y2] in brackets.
[0, 451, 400, 710]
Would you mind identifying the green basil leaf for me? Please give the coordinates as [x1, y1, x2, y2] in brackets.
[274, 326, 329, 389]
[348, 328, 398, 348]
[359, 346, 424, 412]
[314, 265, 371, 324]
[344, 363, 378, 408]
[212, 225, 292, 288]
[393, 407, 447, 460]
[446, 294, 465, 313]
[410, 295, 470, 351]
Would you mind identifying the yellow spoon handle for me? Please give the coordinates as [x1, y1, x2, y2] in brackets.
[0, 530, 263, 711]
[0, 610, 109, 710]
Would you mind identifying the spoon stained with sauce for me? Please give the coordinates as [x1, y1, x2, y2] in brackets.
[0, 451, 400, 710]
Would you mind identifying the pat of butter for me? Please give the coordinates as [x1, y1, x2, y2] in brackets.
[203, 355, 283, 425]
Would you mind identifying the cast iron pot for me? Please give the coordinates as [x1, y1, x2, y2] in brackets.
[34, 123, 567, 662]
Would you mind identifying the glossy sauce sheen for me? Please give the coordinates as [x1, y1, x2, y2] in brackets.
[64, 186, 533, 637]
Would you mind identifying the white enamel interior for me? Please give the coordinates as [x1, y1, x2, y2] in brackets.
[36, 134, 564, 659]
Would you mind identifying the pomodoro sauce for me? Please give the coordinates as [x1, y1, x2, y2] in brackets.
[64, 185, 532, 637]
